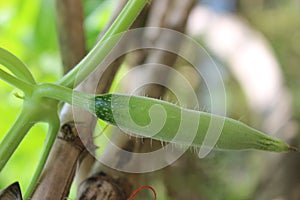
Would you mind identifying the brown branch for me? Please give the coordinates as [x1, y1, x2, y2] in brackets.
[55, 0, 86, 73]
[0, 182, 22, 200]
[77, 172, 130, 200]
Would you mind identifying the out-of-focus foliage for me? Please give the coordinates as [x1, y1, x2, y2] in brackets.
[194, 1, 300, 199]
[84, 0, 114, 49]
[239, 0, 300, 121]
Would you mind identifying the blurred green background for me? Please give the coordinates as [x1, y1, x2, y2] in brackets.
[0, 0, 299, 199]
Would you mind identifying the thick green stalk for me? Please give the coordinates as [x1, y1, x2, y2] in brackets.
[37, 83, 94, 112]
[0, 106, 35, 171]
[24, 119, 60, 199]
[57, 0, 148, 88]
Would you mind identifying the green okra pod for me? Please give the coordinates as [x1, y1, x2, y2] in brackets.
[92, 94, 295, 152]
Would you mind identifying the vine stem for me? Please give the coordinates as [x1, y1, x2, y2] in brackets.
[57, 0, 148, 88]
[24, 118, 60, 199]
[37, 83, 95, 112]
[0, 106, 35, 171]
[127, 185, 157, 200]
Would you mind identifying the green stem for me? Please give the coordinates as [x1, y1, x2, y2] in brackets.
[57, 0, 148, 88]
[24, 119, 60, 199]
[0, 68, 34, 95]
[0, 106, 35, 171]
[37, 83, 94, 112]
[0, 47, 36, 84]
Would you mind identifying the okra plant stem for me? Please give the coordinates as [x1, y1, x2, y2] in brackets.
[57, 0, 149, 88]
[24, 119, 60, 199]
[0, 107, 35, 171]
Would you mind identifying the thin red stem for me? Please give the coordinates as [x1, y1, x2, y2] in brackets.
[127, 185, 157, 200]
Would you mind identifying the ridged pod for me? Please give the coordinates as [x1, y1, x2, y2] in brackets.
[94, 94, 294, 152]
